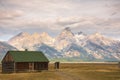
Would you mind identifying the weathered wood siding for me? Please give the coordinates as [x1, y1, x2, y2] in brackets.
[15, 62, 49, 72]
[34, 62, 48, 70]
[2, 53, 13, 62]
[2, 62, 14, 73]
[16, 62, 29, 71]
[2, 53, 14, 73]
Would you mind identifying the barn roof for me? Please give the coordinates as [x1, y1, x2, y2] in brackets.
[8, 51, 49, 62]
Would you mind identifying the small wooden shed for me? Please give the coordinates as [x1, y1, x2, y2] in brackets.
[2, 51, 49, 73]
[54, 62, 60, 69]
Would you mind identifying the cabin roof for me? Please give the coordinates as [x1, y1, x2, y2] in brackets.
[7, 51, 49, 62]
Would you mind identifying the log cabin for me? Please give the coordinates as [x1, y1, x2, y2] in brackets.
[2, 50, 49, 73]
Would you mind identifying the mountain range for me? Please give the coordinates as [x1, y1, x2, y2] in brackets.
[0, 27, 120, 61]
[0, 42, 17, 60]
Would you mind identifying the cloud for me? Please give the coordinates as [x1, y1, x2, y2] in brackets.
[0, 0, 120, 40]
[54, 16, 120, 39]
[0, 15, 120, 39]
[0, 9, 24, 19]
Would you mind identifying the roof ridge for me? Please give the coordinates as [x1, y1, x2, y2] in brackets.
[9, 50, 43, 52]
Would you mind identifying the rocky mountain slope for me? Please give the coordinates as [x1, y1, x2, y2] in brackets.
[0, 41, 17, 60]
[8, 27, 120, 61]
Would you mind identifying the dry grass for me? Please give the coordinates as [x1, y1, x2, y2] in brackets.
[0, 63, 120, 80]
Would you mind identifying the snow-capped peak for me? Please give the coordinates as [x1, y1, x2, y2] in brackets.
[40, 32, 50, 37]
[89, 32, 103, 39]
[87, 32, 115, 46]
[57, 27, 74, 40]
[61, 27, 74, 36]
[16, 32, 30, 37]
[77, 31, 85, 35]
[74, 31, 86, 42]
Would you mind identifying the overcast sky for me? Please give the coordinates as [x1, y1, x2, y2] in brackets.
[0, 0, 120, 41]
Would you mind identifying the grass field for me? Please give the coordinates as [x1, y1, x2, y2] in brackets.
[0, 63, 120, 80]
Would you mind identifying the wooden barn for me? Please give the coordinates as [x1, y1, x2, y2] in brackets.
[2, 51, 49, 73]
